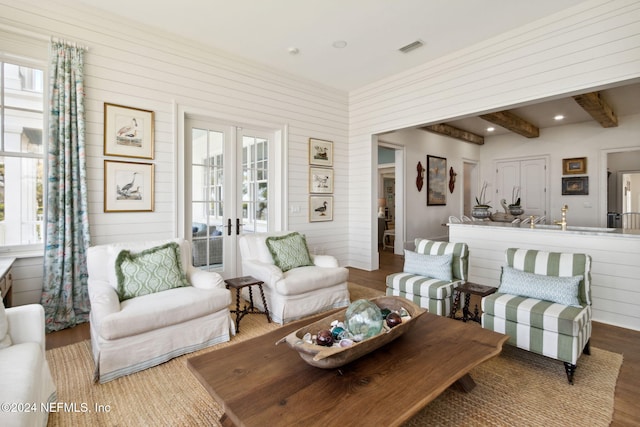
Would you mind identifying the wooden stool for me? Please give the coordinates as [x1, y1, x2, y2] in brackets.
[224, 276, 271, 332]
[449, 282, 497, 323]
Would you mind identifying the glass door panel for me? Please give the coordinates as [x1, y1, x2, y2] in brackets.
[240, 133, 269, 235]
[190, 126, 224, 271]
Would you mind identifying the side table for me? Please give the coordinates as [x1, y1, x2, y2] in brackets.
[224, 276, 271, 332]
[450, 282, 497, 323]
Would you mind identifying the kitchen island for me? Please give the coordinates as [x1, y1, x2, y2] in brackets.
[448, 222, 640, 331]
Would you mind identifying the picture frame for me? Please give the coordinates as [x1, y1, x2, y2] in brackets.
[562, 176, 589, 195]
[309, 195, 333, 222]
[309, 167, 334, 193]
[104, 103, 154, 159]
[309, 138, 333, 167]
[426, 155, 447, 206]
[562, 157, 587, 175]
[104, 160, 154, 212]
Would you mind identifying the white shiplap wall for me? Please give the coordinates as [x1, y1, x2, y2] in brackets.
[0, 0, 349, 304]
[348, 0, 640, 270]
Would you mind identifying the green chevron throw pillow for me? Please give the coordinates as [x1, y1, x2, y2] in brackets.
[265, 232, 313, 272]
[115, 242, 190, 301]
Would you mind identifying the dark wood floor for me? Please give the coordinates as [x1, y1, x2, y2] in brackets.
[47, 248, 639, 426]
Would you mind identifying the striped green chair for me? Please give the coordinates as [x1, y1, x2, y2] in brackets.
[386, 239, 468, 316]
[482, 248, 592, 384]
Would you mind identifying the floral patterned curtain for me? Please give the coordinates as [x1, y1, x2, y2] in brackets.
[41, 42, 91, 332]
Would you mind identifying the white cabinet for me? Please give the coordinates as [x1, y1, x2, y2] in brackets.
[495, 157, 547, 218]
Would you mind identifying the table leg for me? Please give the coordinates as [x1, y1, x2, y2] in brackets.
[472, 304, 481, 323]
[452, 373, 477, 393]
[462, 293, 472, 322]
[450, 289, 462, 319]
[248, 286, 255, 310]
[234, 288, 241, 332]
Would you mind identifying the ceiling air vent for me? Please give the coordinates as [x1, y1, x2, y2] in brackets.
[398, 40, 424, 53]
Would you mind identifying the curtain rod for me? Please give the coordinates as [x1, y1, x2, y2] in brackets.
[50, 37, 89, 52]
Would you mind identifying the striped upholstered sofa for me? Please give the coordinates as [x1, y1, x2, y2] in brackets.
[386, 239, 469, 316]
[482, 248, 592, 384]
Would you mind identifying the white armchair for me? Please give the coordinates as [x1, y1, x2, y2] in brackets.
[239, 232, 350, 324]
[87, 238, 233, 383]
[0, 304, 56, 427]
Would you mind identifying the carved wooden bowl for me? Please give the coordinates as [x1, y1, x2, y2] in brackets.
[278, 296, 426, 369]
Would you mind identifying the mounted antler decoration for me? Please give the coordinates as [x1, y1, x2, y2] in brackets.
[416, 161, 425, 192]
[448, 167, 457, 193]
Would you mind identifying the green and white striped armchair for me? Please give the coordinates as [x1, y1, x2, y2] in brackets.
[482, 248, 592, 384]
[386, 239, 469, 316]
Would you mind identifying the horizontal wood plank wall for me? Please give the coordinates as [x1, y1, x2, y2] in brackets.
[0, 0, 349, 304]
[348, 0, 640, 270]
[448, 224, 640, 331]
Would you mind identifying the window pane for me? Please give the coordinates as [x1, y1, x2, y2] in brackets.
[191, 128, 207, 165]
[3, 63, 44, 109]
[191, 164, 207, 202]
[3, 109, 44, 154]
[0, 156, 44, 245]
[1, 59, 45, 250]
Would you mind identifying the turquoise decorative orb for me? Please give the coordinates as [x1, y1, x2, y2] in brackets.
[344, 299, 383, 342]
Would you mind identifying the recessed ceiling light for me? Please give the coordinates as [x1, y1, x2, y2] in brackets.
[288, 47, 300, 55]
[554, 114, 565, 121]
[332, 40, 347, 49]
[487, 127, 495, 132]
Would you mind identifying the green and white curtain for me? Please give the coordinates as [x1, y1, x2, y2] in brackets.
[41, 41, 91, 332]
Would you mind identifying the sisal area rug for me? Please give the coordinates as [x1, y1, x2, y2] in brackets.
[46, 283, 622, 427]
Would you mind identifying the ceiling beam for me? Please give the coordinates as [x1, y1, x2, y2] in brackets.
[572, 91, 618, 128]
[421, 123, 484, 145]
[479, 111, 539, 138]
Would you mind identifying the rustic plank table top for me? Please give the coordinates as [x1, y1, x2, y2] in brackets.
[187, 310, 508, 427]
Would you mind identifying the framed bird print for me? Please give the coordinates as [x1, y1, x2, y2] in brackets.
[104, 103, 154, 159]
[309, 167, 334, 194]
[104, 160, 154, 212]
[309, 195, 333, 222]
[309, 138, 333, 167]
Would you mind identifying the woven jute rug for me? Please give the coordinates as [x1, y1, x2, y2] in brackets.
[46, 283, 622, 427]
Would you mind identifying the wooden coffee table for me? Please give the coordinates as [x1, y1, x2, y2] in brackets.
[187, 310, 507, 426]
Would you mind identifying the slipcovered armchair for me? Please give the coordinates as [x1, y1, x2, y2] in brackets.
[0, 304, 56, 427]
[386, 239, 469, 316]
[238, 231, 350, 324]
[87, 238, 233, 383]
[482, 248, 592, 384]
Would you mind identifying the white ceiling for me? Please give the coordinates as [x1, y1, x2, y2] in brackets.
[74, 0, 589, 92]
[71, 0, 640, 133]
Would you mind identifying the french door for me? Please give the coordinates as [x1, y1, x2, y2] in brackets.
[186, 118, 272, 277]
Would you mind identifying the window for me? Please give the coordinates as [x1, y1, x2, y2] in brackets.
[0, 60, 45, 249]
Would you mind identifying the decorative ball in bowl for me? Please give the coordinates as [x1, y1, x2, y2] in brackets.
[344, 299, 384, 342]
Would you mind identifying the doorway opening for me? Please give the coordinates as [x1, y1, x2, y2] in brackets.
[605, 148, 640, 227]
[377, 142, 404, 256]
